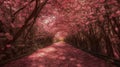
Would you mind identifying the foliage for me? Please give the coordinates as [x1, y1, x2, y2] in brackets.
[0, 0, 54, 65]
[0, 0, 120, 66]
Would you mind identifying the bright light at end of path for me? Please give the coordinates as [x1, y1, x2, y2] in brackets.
[54, 31, 68, 43]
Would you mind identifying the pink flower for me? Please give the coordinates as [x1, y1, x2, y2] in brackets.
[10, 23, 15, 28]
[85, 22, 89, 25]
[100, 0, 105, 3]
[99, 15, 104, 22]
[1, 48, 4, 50]
[110, 13, 116, 18]
[5, 33, 13, 40]
[116, 10, 120, 16]
[6, 44, 11, 48]
[0, 33, 4, 36]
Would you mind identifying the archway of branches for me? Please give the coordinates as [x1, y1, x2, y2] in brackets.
[0, 0, 120, 66]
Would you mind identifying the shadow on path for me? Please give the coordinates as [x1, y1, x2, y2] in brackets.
[3, 42, 115, 67]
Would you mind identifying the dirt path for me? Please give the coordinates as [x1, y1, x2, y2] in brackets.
[3, 42, 115, 67]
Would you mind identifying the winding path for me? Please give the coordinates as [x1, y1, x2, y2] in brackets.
[3, 42, 115, 67]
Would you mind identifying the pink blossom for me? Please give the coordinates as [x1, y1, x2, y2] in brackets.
[0, 33, 4, 36]
[85, 22, 89, 25]
[110, 13, 116, 18]
[115, 27, 118, 32]
[99, 15, 104, 22]
[6, 44, 11, 48]
[99, 0, 105, 3]
[17, 24, 23, 28]
[116, 10, 120, 16]
[5, 33, 13, 40]
[1, 48, 4, 50]
[10, 23, 15, 28]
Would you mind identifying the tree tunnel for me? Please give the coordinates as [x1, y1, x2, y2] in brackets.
[0, 0, 120, 67]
